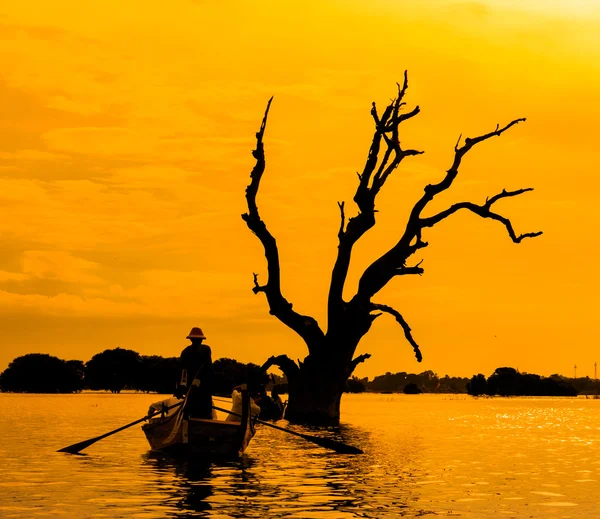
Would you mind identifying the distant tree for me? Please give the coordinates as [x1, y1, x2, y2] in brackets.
[567, 375, 600, 395]
[466, 374, 488, 396]
[0, 353, 84, 393]
[437, 375, 470, 393]
[520, 373, 543, 395]
[403, 382, 422, 394]
[364, 370, 468, 393]
[542, 375, 577, 396]
[345, 376, 366, 393]
[487, 367, 520, 396]
[368, 371, 407, 392]
[85, 347, 142, 393]
[420, 370, 437, 382]
[484, 368, 577, 397]
[138, 355, 180, 394]
[66, 360, 85, 386]
[245, 77, 541, 424]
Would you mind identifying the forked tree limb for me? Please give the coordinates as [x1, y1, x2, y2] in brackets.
[242, 98, 325, 349]
[420, 188, 543, 242]
[244, 79, 541, 383]
[409, 118, 527, 221]
[260, 355, 300, 384]
[328, 72, 423, 329]
[396, 260, 424, 276]
[355, 118, 540, 301]
[252, 272, 266, 294]
[337, 201, 346, 238]
[370, 303, 423, 362]
[349, 353, 372, 374]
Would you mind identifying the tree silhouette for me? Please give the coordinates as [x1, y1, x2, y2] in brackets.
[243, 72, 542, 424]
[403, 382, 422, 394]
[472, 368, 577, 397]
[138, 355, 180, 394]
[0, 353, 84, 393]
[85, 347, 142, 393]
[466, 374, 488, 396]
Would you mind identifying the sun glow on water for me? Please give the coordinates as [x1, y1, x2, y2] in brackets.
[2, 393, 598, 517]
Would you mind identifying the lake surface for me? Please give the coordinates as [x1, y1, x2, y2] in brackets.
[0, 393, 598, 518]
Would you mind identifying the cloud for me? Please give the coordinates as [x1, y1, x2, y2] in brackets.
[40, 126, 277, 167]
[0, 149, 69, 161]
[21, 250, 103, 285]
[450, 2, 490, 18]
[100, 164, 192, 190]
[0, 289, 145, 318]
[0, 179, 49, 204]
[95, 268, 257, 319]
[42, 127, 154, 157]
[0, 270, 29, 282]
[0, 170, 244, 253]
[0, 265, 258, 320]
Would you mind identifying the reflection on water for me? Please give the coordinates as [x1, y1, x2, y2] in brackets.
[0, 393, 598, 518]
[144, 454, 215, 514]
[139, 429, 430, 518]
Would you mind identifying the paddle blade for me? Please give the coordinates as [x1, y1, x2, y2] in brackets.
[57, 437, 100, 454]
[58, 402, 181, 455]
[303, 434, 364, 454]
[213, 403, 363, 454]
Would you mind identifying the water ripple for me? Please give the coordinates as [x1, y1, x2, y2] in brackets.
[0, 393, 599, 518]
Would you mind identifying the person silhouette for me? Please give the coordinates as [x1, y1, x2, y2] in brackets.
[176, 327, 215, 419]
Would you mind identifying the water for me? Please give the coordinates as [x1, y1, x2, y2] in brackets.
[0, 393, 598, 518]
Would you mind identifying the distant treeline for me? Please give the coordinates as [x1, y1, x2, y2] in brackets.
[0, 348, 283, 395]
[355, 370, 470, 394]
[1, 349, 598, 397]
[350, 367, 599, 396]
[464, 367, 599, 397]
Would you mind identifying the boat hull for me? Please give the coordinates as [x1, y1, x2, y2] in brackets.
[142, 390, 254, 458]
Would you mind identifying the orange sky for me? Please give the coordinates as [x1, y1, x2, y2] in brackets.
[1, 0, 599, 379]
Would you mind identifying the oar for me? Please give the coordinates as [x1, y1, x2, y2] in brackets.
[57, 401, 184, 454]
[212, 405, 363, 455]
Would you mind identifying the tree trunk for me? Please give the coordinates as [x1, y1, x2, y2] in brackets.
[283, 315, 368, 425]
[284, 357, 348, 425]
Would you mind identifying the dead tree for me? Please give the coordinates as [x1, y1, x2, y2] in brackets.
[242, 72, 542, 424]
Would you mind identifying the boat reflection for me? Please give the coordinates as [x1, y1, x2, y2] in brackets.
[139, 421, 433, 518]
[142, 451, 214, 514]
[141, 451, 263, 516]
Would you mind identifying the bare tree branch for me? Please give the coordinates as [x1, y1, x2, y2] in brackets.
[396, 260, 424, 276]
[420, 188, 543, 242]
[245, 97, 273, 220]
[484, 187, 531, 208]
[337, 201, 345, 238]
[242, 99, 325, 349]
[370, 303, 423, 362]
[260, 355, 300, 384]
[252, 272, 266, 294]
[410, 118, 526, 221]
[355, 118, 535, 301]
[349, 353, 372, 374]
[328, 73, 423, 330]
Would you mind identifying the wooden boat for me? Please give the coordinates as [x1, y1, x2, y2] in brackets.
[142, 389, 255, 457]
